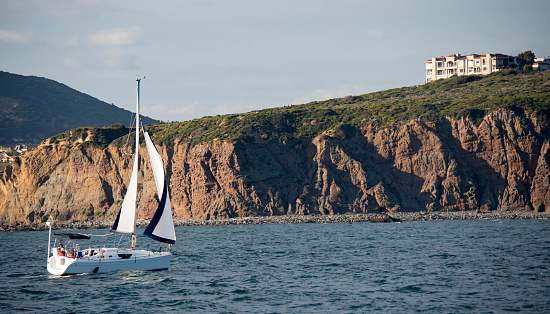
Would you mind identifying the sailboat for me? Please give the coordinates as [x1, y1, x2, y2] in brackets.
[46, 78, 176, 275]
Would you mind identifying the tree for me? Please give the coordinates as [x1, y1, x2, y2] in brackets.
[517, 50, 536, 67]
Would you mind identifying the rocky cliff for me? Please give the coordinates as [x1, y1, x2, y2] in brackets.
[1, 108, 549, 227]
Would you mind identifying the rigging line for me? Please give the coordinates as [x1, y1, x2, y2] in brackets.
[123, 107, 137, 156]
[117, 234, 126, 247]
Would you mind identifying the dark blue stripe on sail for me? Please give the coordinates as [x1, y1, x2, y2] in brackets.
[146, 231, 175, 245]
[111, 209, 122, 232]
[144, 180, 175, 244]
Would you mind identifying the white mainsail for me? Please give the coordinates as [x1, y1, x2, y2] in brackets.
[111, 81, 141, 235]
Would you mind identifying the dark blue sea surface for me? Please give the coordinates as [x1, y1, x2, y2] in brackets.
[1, 219, 549, 313]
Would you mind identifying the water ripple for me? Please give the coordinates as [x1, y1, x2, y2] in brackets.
[1, 220, 549, 312]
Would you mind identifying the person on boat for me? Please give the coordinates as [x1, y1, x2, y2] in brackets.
[59, 243, 66, 257]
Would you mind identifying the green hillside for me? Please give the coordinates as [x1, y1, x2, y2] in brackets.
[49, 70, 550, 148]
[0, 71, 158, 144]
[148, 70, 550, 145]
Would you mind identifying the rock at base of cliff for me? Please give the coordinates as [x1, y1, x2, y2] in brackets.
[368, 213, 402, 223]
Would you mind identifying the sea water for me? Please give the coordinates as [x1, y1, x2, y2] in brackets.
[1, 219, 549, 313]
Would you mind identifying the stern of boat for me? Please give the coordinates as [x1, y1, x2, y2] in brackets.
[47, 248, 76, 275]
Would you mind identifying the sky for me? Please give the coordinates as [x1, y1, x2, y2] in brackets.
[1, 0, 549, 123]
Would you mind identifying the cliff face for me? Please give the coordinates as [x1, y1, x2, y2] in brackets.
[1, 109, 549, 226]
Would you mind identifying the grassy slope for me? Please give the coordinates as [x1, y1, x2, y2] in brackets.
[149, 70, 550, 145]
[52, 70, 550, 148]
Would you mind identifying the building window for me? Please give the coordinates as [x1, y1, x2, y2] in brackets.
[427, 78, 431, 83]
[427, 70, 432, 75]
[426, 62, 432, 69]
[483, 59, 486, 66]
[483, 67, 487, 72]
[459, 60, 464, 66]
[460, 69, 464, 73]
[437, 62, 443, 68]
[437, 70, 443, 75]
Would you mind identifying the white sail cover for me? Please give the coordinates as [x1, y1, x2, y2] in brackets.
[143, 127, 176, 244]
[111, 83, 141, 235]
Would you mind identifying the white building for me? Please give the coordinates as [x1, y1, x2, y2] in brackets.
[14, 144, 27, 154]
[533, 57, 550, 71]
[425, 53, 517, 83]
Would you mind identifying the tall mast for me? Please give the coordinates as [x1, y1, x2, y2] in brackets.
[110, 78, 143, 242]
[131, 78, 141, 249]
[136, 78, 141, 133]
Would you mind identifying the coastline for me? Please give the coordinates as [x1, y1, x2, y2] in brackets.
[2, 211, 549, 232]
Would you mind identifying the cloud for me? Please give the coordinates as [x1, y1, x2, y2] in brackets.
[291, 83, 369, 105]
[141, 100, 201, 121]
[168, 100, 201, 115]
[0, 30, 32, 44]
[62, 37, 80, 47]
[88, 26, 142, 46]
[98, 48, 139, 70]
[147, 100, 259, 122]
[365, 29, 384, 39]
[62, 57, 82, 71]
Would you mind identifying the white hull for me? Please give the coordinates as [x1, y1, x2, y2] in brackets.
[47, 247, 172, 275]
